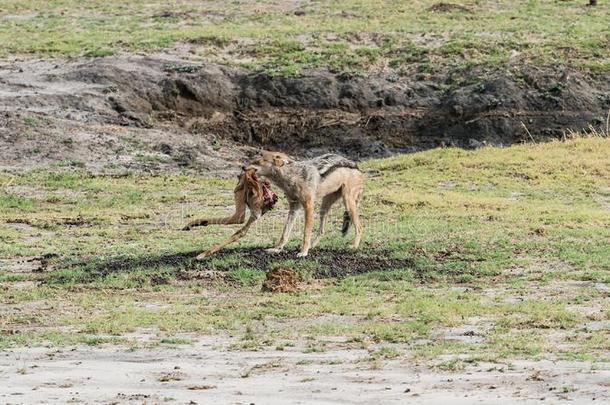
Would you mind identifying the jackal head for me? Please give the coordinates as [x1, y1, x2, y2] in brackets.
[246, 151, 293, 176]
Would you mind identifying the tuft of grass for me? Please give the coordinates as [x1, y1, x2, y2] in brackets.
[226, 268, 265, 286]
[0, 330, 126, 350]
[23, 117, 40, 128]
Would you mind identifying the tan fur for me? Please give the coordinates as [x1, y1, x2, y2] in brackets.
[249, 151, 364, 257]
[183, 169, 269, 260]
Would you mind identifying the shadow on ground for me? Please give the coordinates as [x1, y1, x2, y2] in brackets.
[55, 247, 415, 283]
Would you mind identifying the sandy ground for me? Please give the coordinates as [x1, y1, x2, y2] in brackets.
[1, 337, 608, 404]
[0, 57, 251, 173]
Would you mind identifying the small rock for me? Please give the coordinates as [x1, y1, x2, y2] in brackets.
[468, 138, 486, 149]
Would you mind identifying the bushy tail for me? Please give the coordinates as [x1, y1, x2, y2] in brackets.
[341, 211, 351, 236]
[341, 185, 364, 236]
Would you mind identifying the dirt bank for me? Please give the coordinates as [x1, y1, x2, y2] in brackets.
[1, 56, 609, 171]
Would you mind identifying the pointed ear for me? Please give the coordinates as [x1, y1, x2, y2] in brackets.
[273, 154, 292, 167]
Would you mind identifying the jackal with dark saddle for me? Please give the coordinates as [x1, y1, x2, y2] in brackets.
[248, 152, 364, 257]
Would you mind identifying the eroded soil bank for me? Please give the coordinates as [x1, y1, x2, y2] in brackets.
[1, 56, 609, 171]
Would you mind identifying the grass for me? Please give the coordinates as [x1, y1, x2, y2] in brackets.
[0, 1, 609, 74]
[1, 137, 609, 363]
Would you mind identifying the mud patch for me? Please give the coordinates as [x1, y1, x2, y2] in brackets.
[428, 3, 472, 13]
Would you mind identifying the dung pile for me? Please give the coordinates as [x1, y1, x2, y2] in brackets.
[262, 267, 298, 293]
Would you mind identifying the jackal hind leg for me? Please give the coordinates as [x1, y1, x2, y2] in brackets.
[342, 182, 363, 249]
[312, 189, 342, 249]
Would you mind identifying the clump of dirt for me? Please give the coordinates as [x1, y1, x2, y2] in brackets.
[157, 371, 187, 382]
[428, 3, 472, 13]
[262, 267, 298, 293]
[153, 11, 191, 19]
[187, 384, 217, 390]
[57, 216, 92, 227]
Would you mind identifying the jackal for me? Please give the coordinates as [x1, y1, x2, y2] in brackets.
[248, 152, 364, 257]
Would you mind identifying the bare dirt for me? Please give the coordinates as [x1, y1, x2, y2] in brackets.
[1, 337, 608, 404]
[2, 56, 609, 172]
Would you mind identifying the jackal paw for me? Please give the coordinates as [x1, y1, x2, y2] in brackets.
[296, 251, 309, 258]
[195, 252, 211, 261]
[266, 247, 283, 254]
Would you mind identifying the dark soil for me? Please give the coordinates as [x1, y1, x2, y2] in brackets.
[53, 247, 415, 283]
[428, 3, 472, 13]
[1, 57, 609, 171]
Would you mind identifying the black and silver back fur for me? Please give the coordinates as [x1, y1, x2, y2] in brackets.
[305, 153, 358, 177]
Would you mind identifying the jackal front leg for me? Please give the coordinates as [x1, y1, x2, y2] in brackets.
[266, 201, 300, 253]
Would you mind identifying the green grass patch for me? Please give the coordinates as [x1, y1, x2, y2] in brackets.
[1, 138, 609, 362]
[0, 1, 608, 73]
